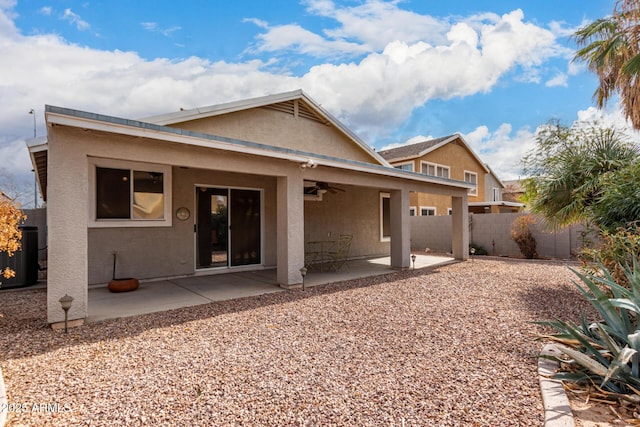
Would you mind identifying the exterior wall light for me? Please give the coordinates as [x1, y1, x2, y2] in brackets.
[59, 294, 74, 333]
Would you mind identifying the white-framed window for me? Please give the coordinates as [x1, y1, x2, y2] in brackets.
[421, 161, 450, 179]
[89, 158, 172, 228]
[394, 162, 414, 172]
[447, 208, 453, 215]
[493, 187, 501, 202]
[464, 171, 478, 196]
[409, 206, 417, 216]
[420, 206, 436, 216]
[380, 192, 390, 242]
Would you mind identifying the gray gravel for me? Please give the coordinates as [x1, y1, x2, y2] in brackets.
[0, 258, 594, 426]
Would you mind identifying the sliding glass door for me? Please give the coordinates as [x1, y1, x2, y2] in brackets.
[196, 187, 261, 269]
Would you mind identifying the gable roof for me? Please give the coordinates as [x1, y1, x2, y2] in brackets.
[31, 103, 474, 202]
[378, 134, 490, 174]
[378, 135, 456, 161]
[484, 163, 505, 189]
[141, 89, 390, 167]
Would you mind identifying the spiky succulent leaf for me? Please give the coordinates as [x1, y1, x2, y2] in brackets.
[554, 343, 609, 377]
[602, 347, 636, 386]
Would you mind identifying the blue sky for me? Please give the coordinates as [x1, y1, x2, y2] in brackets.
[0, 0, 632, 206]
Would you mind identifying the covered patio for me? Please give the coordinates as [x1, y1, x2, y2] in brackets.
[30, 90, 470, 327]
[87, 254, 454, 322]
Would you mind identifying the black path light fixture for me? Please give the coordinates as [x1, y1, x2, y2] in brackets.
[58, 294, 73, 333]
[411, 253, 416, 270]
[299, 267, 307, 290]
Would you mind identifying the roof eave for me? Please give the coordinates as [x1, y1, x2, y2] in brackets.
[44, 105, 471, 191]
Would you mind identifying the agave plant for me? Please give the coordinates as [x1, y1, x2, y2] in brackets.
[539, 260, 640, 400]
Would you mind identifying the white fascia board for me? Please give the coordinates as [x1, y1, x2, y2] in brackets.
[469, 201, 525, 207]
[26, 137, 48, 152]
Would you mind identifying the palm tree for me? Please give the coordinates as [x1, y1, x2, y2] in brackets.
[522, 121, 639, 229]
[573, 0, 640, 129]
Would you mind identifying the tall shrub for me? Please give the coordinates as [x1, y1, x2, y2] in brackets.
[581, 226, 640, 288]
[0, 198, 26, 283]
[510, 215, 538, 259]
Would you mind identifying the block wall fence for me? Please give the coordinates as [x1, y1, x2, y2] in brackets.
[410, 212, 593, 259]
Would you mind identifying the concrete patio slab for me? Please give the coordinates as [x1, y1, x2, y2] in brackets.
[87, 254, 455, 323]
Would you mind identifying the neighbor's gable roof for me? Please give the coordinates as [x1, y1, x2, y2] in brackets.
[141, 89, 390, 168]
[378, 134, 490, 174]
[484, 163, 505, 189]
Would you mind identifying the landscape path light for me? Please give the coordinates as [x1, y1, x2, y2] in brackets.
[59, 294, 73, 333]
[411, 254, 416, 270]
[299, 267, 307, 291]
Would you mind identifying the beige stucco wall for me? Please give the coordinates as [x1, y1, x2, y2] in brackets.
[170, 107, 378, 165]
[46, 124, 302, 322]
[88, 168, 278, 284]
[304, 186, 390, 259]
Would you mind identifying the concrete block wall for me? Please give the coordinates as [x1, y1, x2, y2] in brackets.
[411, 213, 593, 259]
[22, 207, 47, 261]
[410, 215, 452, 253]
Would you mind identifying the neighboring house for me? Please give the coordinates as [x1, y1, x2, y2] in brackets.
[502, 179, 526, 203]
[469, 164, 524, 214]
[378, 134, 523, 216]
[28, 90, 473, 326]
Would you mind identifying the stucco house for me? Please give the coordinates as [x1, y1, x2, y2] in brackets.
[378, 134, 523, 215]
[28, 90, 472, 326]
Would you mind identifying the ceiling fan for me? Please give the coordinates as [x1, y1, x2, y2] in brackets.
[303, 181, 345, 195]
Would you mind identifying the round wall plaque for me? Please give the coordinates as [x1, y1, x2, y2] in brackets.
[176, 207, 190, 220]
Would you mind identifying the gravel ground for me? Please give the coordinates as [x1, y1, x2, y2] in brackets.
[0, 258, 594, 426]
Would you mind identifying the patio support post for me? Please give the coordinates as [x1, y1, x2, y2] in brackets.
[46, 134, 88, 325]
[389, 189, 411, 269]
[276, 173, 305, 287]
[451, 195, 469, 260]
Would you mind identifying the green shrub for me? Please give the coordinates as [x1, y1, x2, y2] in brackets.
[469, 243, 487, 255]
[581, 226, 640, 288]
[510, 215, 538, 259]
[539, 263, 640, 400]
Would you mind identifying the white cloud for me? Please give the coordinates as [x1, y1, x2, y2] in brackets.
[140, 21, 181, 37]
[62, 8, 90, 31]
[298, 9, 562, 139]
[141, 22, 157, 31]
[247, 22, 368, 57]
[39, 6, 52, 16]
[545, 72, 568, 87]
[457, 104, 640, 181]
[0, 1, 604, 195]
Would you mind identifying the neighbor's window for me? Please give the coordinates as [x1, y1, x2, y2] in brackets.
[394, 162, 414, 172]
[420, 207, 436, 216]
[493, 187, 501, 202]
[409, 207, 416, 216]
[421, 162, 449, 179]
[91, 159, 171, 227]
[464, 171, 478, 196]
